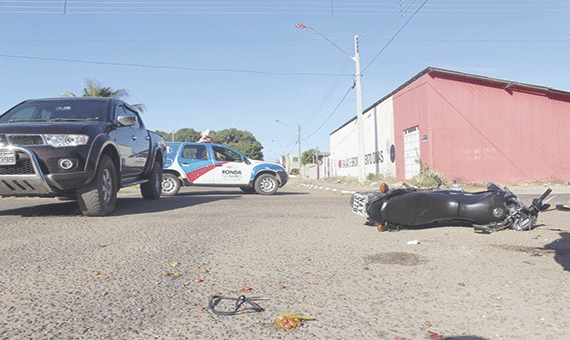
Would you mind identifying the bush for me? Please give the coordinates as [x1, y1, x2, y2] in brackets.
[336, 176, 360, 186]
[409, 169, 446, 188]
[366, 173, 384, 182]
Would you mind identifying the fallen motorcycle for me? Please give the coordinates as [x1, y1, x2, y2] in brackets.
[351, 177, 552, 232]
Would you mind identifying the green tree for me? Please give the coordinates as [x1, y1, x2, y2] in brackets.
[62, 79, 145, 113]
[163, 128, 264, 160]
[211, 129, 257, 144]
[174, 128, 200, 143]
[154, 130, 170, 141]
[228, 141, 264, 160]
[301, 149, 317, 165]
[211, 129, 263, 159]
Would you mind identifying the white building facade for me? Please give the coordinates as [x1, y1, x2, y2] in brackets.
[329, 96, 397, 179]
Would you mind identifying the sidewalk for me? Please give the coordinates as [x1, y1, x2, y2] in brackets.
[290, 176, 570, 196]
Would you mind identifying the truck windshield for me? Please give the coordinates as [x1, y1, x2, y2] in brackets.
[0, 100, 108, 122]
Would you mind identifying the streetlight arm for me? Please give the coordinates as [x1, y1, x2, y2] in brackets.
[296, 24, 355, 61]
[276, 120, 297, 133]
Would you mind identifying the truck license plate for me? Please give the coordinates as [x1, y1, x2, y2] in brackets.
[0, 151, 16, 165]
[352, 193, 368, 217]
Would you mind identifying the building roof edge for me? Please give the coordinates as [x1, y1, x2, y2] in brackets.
[330, 67, 570, 136]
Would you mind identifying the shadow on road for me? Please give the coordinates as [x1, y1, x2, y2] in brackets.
[0, 193, 238, 217]
[544, 231, 570, 272]
[112, 194, 244, 216]
[0, 200, 84, 217]
[175, 190, 307, 197]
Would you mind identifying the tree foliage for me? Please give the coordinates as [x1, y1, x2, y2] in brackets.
[301, 149, 316, 165]
[62, 79, 145, 113]
[153, 128, 264, 160]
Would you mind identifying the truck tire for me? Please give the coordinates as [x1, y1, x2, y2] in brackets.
[161, 173, 181, 196]
[254, 174, 279, 195]
[76, 155, 118, 216]
[141, 160, 162, 199]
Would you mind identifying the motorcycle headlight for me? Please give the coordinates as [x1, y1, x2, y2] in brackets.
[45, 134, 89, 148]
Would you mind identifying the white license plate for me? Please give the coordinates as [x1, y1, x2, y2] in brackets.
[0, 151, 16, 166]
[352, 193, 368, 217]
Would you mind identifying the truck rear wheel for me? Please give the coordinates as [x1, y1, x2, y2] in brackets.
[141, 160, 162, 199]
[161, 173, 181, 196]
[76, 155, 118, 216]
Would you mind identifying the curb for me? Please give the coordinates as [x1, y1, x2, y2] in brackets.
[298, 183, 358, 196]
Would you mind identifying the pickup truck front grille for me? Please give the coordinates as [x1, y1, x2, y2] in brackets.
[0, 153, 34, 175]
[7, 135, 45, 146]
[0, 148, 53, 196]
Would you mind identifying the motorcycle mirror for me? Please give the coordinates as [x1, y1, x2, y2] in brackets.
[380, 183, 389, 193]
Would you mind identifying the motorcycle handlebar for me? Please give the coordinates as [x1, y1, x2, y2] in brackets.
[537, 188, 552, 203]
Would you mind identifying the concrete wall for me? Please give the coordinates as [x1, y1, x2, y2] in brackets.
[329, 97, 397, 179]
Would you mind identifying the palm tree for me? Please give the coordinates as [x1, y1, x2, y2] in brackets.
[62, 79, 145, 113]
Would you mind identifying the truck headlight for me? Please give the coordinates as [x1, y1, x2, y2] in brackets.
[44, 134, 89, 147]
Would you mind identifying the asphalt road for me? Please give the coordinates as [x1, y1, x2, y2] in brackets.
[1, 183, 569, 339]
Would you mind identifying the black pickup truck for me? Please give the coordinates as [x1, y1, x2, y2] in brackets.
[0, 97, 165, 216]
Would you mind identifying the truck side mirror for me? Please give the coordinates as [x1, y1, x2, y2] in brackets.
[117, 115, 137, 126]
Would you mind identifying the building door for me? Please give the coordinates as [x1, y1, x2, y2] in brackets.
[404, 126, 420, 180]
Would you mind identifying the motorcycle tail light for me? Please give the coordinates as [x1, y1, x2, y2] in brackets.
[380, 183, 389, 193]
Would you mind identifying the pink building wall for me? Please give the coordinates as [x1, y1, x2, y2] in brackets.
[393, 72, 570, 183]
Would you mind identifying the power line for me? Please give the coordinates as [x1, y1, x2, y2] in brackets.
[1, 1, 569, 15]
[362, 0, 429, 73]
[303, 83, 354, 141]
[0, 53, 353, 77]
[1, 38, 566, 43]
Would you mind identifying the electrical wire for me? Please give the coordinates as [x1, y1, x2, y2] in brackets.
[362, 0, 429, 73]
[1, 1, 569, 15]
[0, 53, 353, 77]
[303, 83, 353, 141]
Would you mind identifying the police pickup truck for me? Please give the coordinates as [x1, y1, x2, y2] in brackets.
[0, 97, 165, 216]
[162, 142, 288, 195]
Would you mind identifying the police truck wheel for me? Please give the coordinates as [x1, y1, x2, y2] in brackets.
[254, 174, 279, 195]
[161, 173, 181, 196]
[76, 155, 118, 216]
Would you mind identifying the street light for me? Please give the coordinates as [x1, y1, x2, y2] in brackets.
[271, 139, 288, 165]
[271, 139, 288, 155]
[296, 24, 366, 182]
[276, 120, 302, 175]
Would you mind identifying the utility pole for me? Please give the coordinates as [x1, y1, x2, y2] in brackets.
[276, 120, 302, 176]
[316, 146, 320, 179]
[296, 24, 366, 181]
[354, 36, 366, 182]
[298, 124, 302, 177]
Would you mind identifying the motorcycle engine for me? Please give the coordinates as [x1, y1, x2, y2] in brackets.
[511, 212, 537, 231]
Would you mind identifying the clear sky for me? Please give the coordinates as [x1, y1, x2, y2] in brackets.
[1, 1, 569, 162]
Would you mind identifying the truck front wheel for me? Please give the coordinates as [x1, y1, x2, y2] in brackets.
[77, 155, 118, 216]
[254, 174, 279, 195]
[161, 173, 181, 196]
